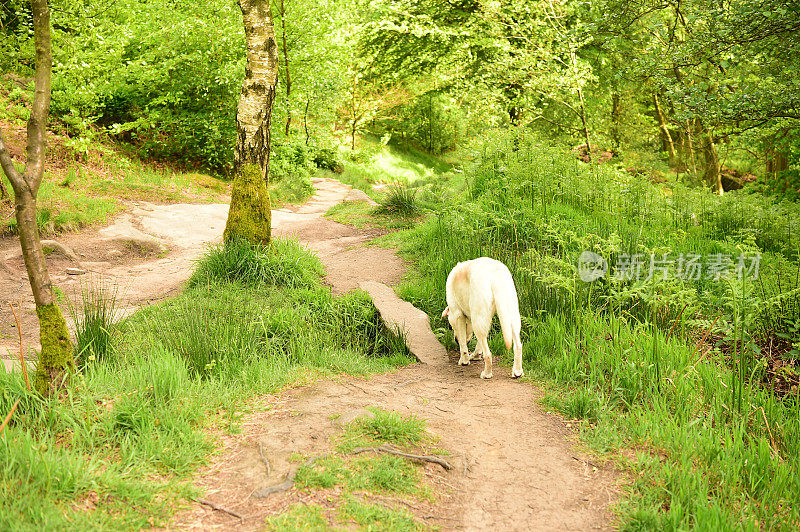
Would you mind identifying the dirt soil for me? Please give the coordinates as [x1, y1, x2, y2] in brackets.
[1, 178, 620, 530]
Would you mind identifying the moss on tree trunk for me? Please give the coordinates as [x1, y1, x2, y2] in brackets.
[33, 303, 74, 395]
[223, 163, 272, 245]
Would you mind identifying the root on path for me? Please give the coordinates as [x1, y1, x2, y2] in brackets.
[350, 445, 455, 471]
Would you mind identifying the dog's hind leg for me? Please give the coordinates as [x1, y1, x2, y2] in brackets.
[455, 316, 471, 366]
[466, 320, 483, 361]
[511, 328, 524, 378]
[477, 335, 492, 379]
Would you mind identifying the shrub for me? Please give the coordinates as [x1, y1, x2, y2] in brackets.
[312, 147, 344, 174]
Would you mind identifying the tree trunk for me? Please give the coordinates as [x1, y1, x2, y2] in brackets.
[278, 0, 291, 136]
[577, 88, 591, 161]
[701, 128, 723, 195]
[683, 120, 698, 178]
[610, 92, 621, 150]
[304, 98, 310, 145]
[765, 132, 789, 178]
[766, 149, 788, 177]
[224, 0, 279, 245]
[0, 0, 74, 396]
[653, 93, 678, 166]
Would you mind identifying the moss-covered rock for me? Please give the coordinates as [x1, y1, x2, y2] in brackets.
[223, 163, 272, 245]
[33, 303, 75, 396]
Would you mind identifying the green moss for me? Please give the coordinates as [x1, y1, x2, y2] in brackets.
[223, 163, 271, 245]
[33, 302, 75, 395]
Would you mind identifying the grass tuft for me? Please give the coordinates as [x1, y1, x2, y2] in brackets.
[376, 185, 420, 217]
[67, 279, 119, 367]
[188, 237, 324, 289]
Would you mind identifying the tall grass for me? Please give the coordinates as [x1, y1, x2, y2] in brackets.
[67, 278, 119, 367]
[0, 238, 413, 529]
[385, 129, 800, 529]
[188, 237, 324, 289]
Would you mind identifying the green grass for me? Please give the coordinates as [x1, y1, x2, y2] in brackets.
[325, 201, 417, 231]
[382, 129, 800, 530]
[268, 504, 331, 531]
[277, 407, 438, 530]
[331, 134, 452, 197]
[376, 186, 420, 217]
[0, 238, 413, 530]
[345, 408, 427, 450]
[67, 278, 120, 367]
[188, 237, 325, 289]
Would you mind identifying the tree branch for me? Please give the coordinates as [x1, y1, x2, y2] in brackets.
[0, 128, 24, 190]
[530, 115, 582, 133]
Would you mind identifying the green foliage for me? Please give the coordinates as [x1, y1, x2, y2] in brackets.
[376, 186, 420, 217]
[340, 498, 421, 531]
[268, 504, 330, 531]
[380, 92, 465, 154]
[348, 407, 427, 449]
[0, 238, 412, 529]
[389, 131, 800, 528]
[312, 147, 344, 173]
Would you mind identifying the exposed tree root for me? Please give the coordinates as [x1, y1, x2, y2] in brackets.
[252, 455, 323, 499]
[351, 445, 454, 471]
[197, 498, 243, 520]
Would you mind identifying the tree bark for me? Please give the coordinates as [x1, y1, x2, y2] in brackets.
[278, 0, 291, 136]
[234, 0, 278, 178]
[682, 119, 698, 178]
[577, 88, 591, 161]
[653, 93, 678, 166]
[610, 92, 621, 150]
[701, 127, 724, 195]
[0, 0, 74, 396]
[304, 98, 310, 145]
[224, 0, 279, 245]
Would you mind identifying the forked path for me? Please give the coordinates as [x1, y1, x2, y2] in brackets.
[180, 179, 619, 531]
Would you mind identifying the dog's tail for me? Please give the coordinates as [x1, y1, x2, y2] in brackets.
[494, 283, 522, 352]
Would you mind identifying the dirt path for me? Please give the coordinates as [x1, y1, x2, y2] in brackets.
[180, 178, 619, 530]
[0, 180, 377, 369]
[1, 178, 619, 529]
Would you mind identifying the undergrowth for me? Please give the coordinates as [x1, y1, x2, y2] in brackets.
[0, 238, 412, 530]
[380, 129, 800, 530]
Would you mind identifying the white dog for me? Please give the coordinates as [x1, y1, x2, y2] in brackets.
[441, 257, 524, 379]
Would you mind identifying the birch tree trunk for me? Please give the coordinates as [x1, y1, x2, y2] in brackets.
[0, 0, 74, 396]
[278, 0, 292, 136]
[223, 0, 279, 245]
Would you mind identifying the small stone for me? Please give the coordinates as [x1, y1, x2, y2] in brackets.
[66, 267, 86, 275]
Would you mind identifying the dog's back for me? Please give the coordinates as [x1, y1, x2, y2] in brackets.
[446, 257, 521, 350]
[444, 257, 524, 379]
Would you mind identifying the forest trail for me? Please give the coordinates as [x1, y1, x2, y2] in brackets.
[181, 178, 619, 530]
[1, 178, 619, 529]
